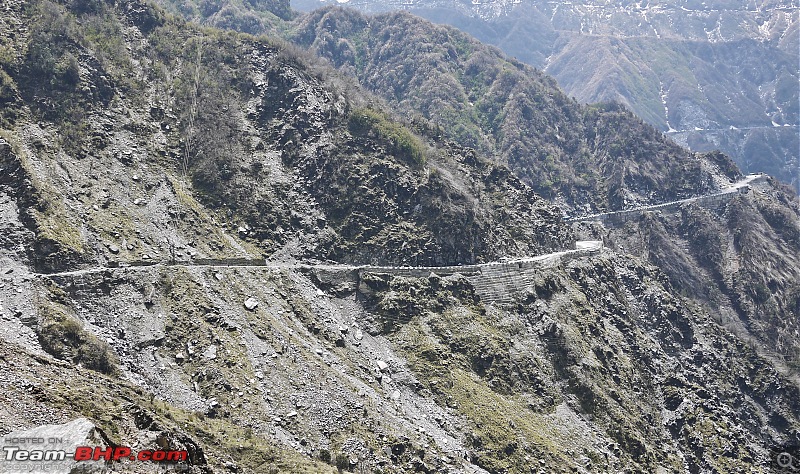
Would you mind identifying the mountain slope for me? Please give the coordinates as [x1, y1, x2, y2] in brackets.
[289, 7, 800, 369]
[1, 1, 800, 473]
[0, 0, 572, 272]
[292, 7, 744, 213]
[294, 0, 800, 189]
[584, 176, 800, 361]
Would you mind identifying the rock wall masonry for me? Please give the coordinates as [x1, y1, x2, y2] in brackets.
[570, 175, 769, 226]
[357, 242, 603, 303]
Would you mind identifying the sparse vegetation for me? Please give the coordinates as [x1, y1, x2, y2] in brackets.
[348, 108, 425, 166]
[334, 452, 349, 473]
[0, 130, 85, 270]
[36, 296, 119, 375]
[294, 9, 728, 209]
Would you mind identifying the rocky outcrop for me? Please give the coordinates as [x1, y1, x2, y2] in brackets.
[592, 177, 800, 363]
[0, 139, 85, 273]
[291, 8, 751, 212]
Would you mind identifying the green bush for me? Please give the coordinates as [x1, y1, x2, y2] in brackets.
[348, 108, 425, 166]
[334, 453, 349, 473]
[37, 301, 119, 375]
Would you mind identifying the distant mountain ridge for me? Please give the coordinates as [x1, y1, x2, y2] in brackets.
[293, 0, 800, 190]
[316, 0, 797, 42]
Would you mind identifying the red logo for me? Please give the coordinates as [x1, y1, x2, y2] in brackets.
[74, 446, 188, 463]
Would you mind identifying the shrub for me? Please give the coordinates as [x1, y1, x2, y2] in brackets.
[334, 453, 349, 473]
[0, 69, 16, 101]
[318, 449, 331, 463]
[37, 301, 119, 375]
[348, 108, 425, 166]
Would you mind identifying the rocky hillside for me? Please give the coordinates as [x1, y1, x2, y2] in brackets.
[143, 0, 799, 196]
[233, 3, 800, 368]
[1, 0, 800, 473]
[135, 0, 753, 213]
[579, 176, 800, 363]
[291, 7, 749, 214]
[0, 0, 573, 272]
[4, 240, 800, 473]
[293, 0, 799, 190]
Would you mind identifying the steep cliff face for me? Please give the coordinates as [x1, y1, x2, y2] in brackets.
[1, 0, 800, 473]
[4, 239, 800, 473]
[584, 178, 800, 363]
[363, 256, 800, 473]
[135, 0, 788, 208]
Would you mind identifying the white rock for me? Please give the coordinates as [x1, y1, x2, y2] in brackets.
[203, 345, 217, 360]
[244, 297, 259, 311]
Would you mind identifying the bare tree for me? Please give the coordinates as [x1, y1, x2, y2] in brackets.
[182, 37, 203, 179]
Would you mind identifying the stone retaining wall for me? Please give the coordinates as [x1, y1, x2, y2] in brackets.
[569, 176, 768, 226]
[358, 242, 603, 303]
[46, 243, 605, 305]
